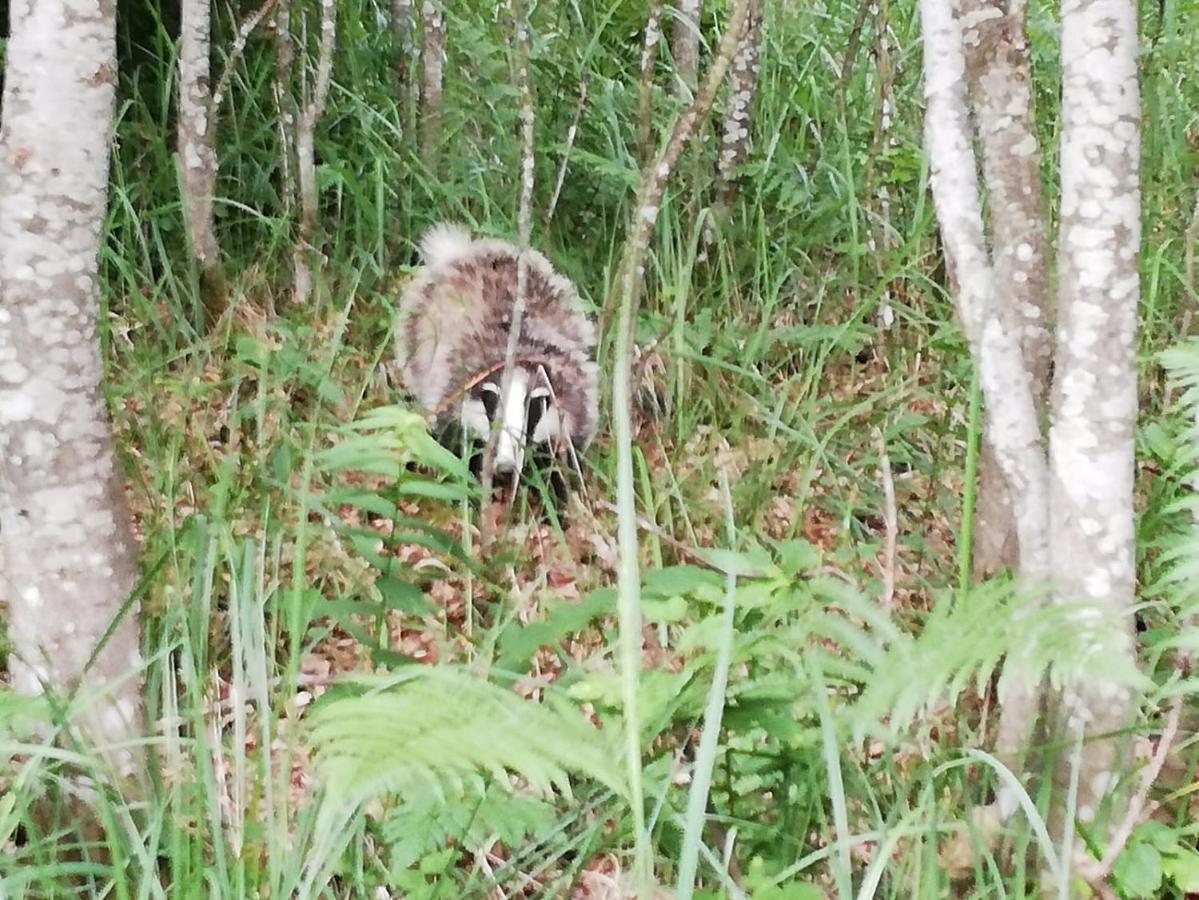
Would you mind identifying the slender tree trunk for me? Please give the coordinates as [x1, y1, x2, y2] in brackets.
[961, 0, 1053, 579]
[292, 0, 336, 306]
[919, 0, 1052, 827]
[274, 0, 297, 219]
[179, 0, 228, 323]
[0, 0, 144, 784]
[671, 0, 700, 96]
[715, 0, 762, 206]
[1049, 0, 1140, 835]
[635, 0, 664, 165]
[419, 0, 445, 168]
[391, 0, 417, 138]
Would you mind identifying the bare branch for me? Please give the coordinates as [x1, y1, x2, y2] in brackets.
[545, 80, 587, 230]
[210, 0, 280, 120]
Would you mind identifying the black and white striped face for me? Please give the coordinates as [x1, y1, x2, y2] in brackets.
[460, 365, 561, 474]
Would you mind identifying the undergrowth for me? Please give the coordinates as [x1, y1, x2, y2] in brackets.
[2, 0, 1199, 897]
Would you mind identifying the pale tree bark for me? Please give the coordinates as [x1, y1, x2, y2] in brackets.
[635, 0, 664, 165]
[178, 0, 228, 322]
[1049, 0, 1140, 834]
[921, 0, 1143, 870]
[671, 0, 700, 97]
[419, 0, 445, 168]
[608, 1, 753, 882]
[274, 0, 297, 217]
[919, 0, 1052, 829]
[960, 0, 1054, 579]
[391, 0, 417, 137]
[715, 0, 762, 207]
[0, 0, 144, 784]
[292, 0, 336, 306]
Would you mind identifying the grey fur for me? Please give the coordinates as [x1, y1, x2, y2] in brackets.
[394, 223, 600, 462]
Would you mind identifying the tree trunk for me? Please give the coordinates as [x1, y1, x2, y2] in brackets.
[961, 0, 1053, 579]
[292, 0, 336, 306]
[715, 0, 762, 206]
[178, 0, 228, 323]
[1049, 0, 1140, 834]
[419, 0, 445, 168]
[391, 0, 417, 138]
[0, 0, 144, 784]
[635, 0, 664, 165]
[671, 0, 700, 96]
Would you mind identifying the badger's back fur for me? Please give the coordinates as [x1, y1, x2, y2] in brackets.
[395, 224, 599, 469]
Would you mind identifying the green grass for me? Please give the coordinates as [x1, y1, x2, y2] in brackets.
[3, 0, 1199, 896]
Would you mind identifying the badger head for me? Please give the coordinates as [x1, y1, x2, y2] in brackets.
[459, 363, 562, 477]
[396, 223, 599, 488]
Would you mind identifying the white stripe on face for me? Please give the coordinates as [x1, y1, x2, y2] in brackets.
[494, 368, 530, 473]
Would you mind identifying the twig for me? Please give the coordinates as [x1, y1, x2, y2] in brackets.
[1077, 695, 1184, 886]
[544, 80, 587, 230]
[874, 428, 897, 609]
[210, 0, 281, 120]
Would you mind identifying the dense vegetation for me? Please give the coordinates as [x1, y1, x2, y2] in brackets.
[2, 0, 1198, 895]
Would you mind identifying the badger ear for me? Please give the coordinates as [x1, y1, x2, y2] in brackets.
[420, 223, 474, 268]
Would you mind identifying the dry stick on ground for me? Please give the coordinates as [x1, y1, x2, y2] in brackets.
[608, 0, 753, 884]
[635, 0, 664, 166]
[178, 0, 229, 322]
[292, 0, 336, 307]
[419, 0, 446, 169]
[478, 0, 537, 543]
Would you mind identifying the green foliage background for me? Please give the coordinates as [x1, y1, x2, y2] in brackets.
[2, 0, 1199, 896]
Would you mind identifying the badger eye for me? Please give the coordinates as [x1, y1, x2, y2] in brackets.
[479, 382, 500, 420]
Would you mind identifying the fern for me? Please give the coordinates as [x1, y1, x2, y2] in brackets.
[807, 578, 1151, 740]
[306, 666, 626, 807]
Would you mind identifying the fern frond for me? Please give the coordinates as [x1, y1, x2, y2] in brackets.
[806, 579, 1149, 740]
[306, 667, 626, 807]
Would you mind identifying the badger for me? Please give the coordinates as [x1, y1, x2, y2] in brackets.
[394, 223, 599, 483]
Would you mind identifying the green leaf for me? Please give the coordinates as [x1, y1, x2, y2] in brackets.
[1114, 842, 1163, 898]
[377, 577, 435, 616]
[1163, 847, 1199, 891]
[307, 667, 626, 806]
[496, 588, 612, 674]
